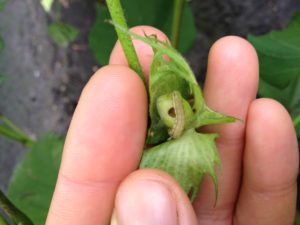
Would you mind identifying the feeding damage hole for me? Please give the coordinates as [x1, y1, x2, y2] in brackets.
[168, 107, 176, 117]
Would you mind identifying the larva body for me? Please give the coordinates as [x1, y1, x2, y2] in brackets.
[169, 91, 185, 138]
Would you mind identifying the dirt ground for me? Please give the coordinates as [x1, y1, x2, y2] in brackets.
[0, 0, 299, 190]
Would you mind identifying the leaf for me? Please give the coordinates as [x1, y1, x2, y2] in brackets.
[258, 74, 300, 139]
[141, 129, 221, 201]
[0, 74, 6, 85]
[0, 35, 4, 53]
[88, 1, 196, 65]
[0, 0, 8, 11]
[294, 114, 300, 138]
[88, 5, 116, 65]
[40, 0, 54, 13]
[7, 134, 64, 225]
[248, 10, 300, 88]
[48, 22, 79, 48]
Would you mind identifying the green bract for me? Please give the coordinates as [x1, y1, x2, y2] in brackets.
[115, 27, 236, 201]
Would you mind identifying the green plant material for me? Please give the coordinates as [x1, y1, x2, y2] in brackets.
[113, 25, 236, 201]
[40, 0, 54, 12]
[7, 134, 64, 225]
[0, 215, 9, 225]
[0, 75, 6, 85]
[294, 115, 300, 127]
[259, 75, 300, 139]
[89, 0, 196, 65]
[258, 76, 300, 138]
[294, 114, 300, 138]
[0, 35, 4, 53]
[249, 10, 300, 138]
[295, 210, 300, 225]
[171, 0, 184, 48]
[0, 114, 35, 148]
[0, 189, 34, 225]
[48, 22, 79, 47]
[106, 0, 146, 86]
[0, 0, 8, 11]
[248, 10, 300, 88]
[141, 130, 221, 200]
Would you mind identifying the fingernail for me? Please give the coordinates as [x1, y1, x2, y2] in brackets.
[116, 180, 178, 225]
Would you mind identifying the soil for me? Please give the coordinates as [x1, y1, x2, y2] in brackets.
[0, 0, 299, 192]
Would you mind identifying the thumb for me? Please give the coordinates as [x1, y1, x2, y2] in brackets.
[111, 169, 198, 225]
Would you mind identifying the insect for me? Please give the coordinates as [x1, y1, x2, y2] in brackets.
[169, 91, 185, 139]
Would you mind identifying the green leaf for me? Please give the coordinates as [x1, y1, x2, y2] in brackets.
[7, 134, 64, 225]
[88, 1, 196, 65]
[258, 76, 300, 138]
[0, 216, 8, 225]
[0, 74, 6, 85]
[40, 0, 54, 13]
[294, 114, 300, 137]
[141, 129, 220, 201]
[248, 10, 300, 88]
[48, 22, 79, 48]
[0, 35, 4, 53]
[0, 0, 8, 11]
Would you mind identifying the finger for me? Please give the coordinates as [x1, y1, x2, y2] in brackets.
[112, 169, 198, 225]
[194, 36, 259, 224]
[46, 65, 148, 225]
[109, 25, 169, 81]
[234, 99, 299, 225]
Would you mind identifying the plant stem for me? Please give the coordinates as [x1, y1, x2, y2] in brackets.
[0, 189, 34, 225]
[106, 0, 146, 87]
[171, 0, 185, 49]
[0, 114, 35, 148]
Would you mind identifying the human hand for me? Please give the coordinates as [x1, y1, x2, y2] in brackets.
[46, 26, 299, 225]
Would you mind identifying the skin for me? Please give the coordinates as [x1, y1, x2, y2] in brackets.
[46, 26, 299, 225]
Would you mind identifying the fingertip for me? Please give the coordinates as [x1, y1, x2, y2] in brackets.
[210, 36, 258, 65]
[109, 25, 169, 81]
[234, 98, 298, 225]
[47, 65, 148, 225]
[64, 64, 148, 181]
[114, 169, 198, 225]
[205, 35, 259, 119]
[246, 98, 299, 188]
[194, 36, 260, 223]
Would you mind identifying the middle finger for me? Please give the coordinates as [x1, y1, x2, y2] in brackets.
[193, 36, 259, 224]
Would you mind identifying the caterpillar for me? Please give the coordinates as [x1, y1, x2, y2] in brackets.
[169, 91, 185, 138]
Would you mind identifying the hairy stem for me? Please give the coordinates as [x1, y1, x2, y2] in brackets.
[171, 0, 185, 48]
[0, 189, 34, 225]
[106, 0, 146, 87]
[0, 114, 35, 148]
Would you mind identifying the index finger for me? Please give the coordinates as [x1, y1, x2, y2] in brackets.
[46, 66, 147, 225]
[46, 26, 168, 225]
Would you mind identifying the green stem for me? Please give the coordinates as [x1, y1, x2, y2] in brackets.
[171, 0, 185, 49]
[0, 114, 35, 148]
[0, 189, 34, 225]
[106, 0, 146, 88]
